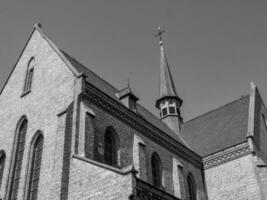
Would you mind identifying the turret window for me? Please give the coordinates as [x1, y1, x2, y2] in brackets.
[169, 106, 176, 114]
[162, 108, 168, 116]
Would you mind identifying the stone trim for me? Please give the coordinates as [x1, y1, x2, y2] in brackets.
[203, 142, 252, 169]
[83, 82, 202, 168]
[133, 135, 146, 179]
[34, 24, 81, 77]
[20, 90, 31, 98]
[247, 82, 256, 138]
[72, 154, 136, 175]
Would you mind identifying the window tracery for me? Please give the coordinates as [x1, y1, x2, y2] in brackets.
[9, 118, 28, 200]
[27, 133, 44, 200]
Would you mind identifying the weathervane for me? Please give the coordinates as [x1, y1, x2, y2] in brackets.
[155, 26, 165, 45]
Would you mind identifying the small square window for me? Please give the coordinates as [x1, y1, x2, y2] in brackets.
[169, 106, 176, 114]
[162, 108, 168, 116]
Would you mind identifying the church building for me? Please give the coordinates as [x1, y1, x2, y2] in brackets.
[0, 23, 266, 200]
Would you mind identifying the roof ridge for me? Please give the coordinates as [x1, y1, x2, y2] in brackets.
[60, 49, 120, 93]
[61, 50, 173, 124]
[61, 50, 164, 118]
[60, 50, 190, 144]
[184, 95, 250, 124]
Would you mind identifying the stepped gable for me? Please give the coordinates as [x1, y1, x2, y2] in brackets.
[182, 95, 250, 156]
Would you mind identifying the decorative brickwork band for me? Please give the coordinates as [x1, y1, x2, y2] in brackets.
[83, 83, 202, 168]
[203, 142, 252, 169]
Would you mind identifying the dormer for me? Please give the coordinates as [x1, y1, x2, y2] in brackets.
[117, 86, 139, 112]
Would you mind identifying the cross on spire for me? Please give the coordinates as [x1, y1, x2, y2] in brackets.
[155, 26, 165, 45]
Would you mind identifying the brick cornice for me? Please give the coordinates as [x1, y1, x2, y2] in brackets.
[83, 82, 202, 168]
[203, 142, 252, 169]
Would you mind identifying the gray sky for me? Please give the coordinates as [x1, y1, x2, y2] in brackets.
[0, 0, 267, 121]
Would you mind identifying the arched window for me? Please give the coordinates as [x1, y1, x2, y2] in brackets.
[23, 57, 35, 93]
[138, 143, 147, 180]
[0, 150, 6, 188]
[26, 132, 44, 200]
[174, 164, 186, 199]
[151, 152, 162, 188]
[8, 118, 28, 200]
[104, 127, 118, 167]
[187, 173, 197, 200]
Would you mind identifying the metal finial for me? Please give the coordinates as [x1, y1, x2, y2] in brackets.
[155, 26, 165, 45]
[35, 22, 42, 28]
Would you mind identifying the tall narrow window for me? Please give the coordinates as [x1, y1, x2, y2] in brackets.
[84, 112, 95, 159]
[138, 143, 147, 180]
[104, 128, 118, 167]
[151, 153, 162, 188]
[187, 173, 197, 200]
[0, 151, 6, 188]
[23, 57, 35, 93]
[177, 165, 186, 199]
[27, 133, 44, 200]
[9, 118, 28, 200]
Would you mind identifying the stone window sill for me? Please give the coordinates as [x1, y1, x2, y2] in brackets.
[72, 154, 136, 175]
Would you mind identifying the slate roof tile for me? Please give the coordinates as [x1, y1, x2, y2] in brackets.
[61, 50, 250, 157]
[182, 95, 250, 156]
[61, 50, 186, 145]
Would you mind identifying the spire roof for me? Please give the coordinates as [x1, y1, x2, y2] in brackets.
[155, 27, 181, 108]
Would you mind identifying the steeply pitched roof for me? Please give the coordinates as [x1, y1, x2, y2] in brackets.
[156, 43, 182, 108]
[182, 95, 250, 156]
[61, 50, 187, 145]
[40, 25, 250, 158]
[159, 51, 177, 98]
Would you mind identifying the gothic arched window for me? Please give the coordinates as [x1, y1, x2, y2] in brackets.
[104, 128, 118, 167]
[151, 152, 162, 188]
[8, 117, 28, 200]
[23, 57, 35, 93]
[187, 173, 197, 200]
[175, 165, 186, 199]
[0, 150, 6, 188]
[26, 132, 44, 200]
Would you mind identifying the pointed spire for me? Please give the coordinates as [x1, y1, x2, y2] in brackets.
[155, 27, 181, 108]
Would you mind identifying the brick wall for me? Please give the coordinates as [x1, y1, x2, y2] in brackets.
[134, 132, 206, 199]
[253, 89, 267, 199]
[205, 154, 261, 200]
[0, 28, 76, 200]
[80, 99, 134, 168]
[0, 26, 208, 200]
[77, 96, 207, 199]
[68, 156, 133, 200]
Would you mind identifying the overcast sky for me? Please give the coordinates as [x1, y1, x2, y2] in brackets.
[0, 0, 267, 121]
